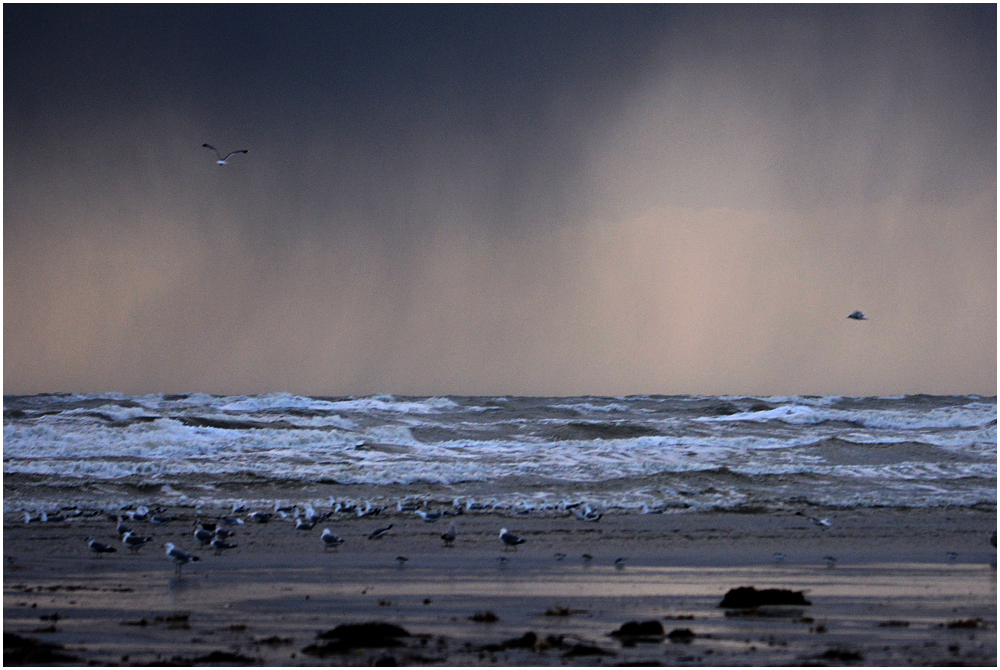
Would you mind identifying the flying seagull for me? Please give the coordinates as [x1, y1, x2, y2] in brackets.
[202, 143, 248, 166]
[847, 311, 867, 320]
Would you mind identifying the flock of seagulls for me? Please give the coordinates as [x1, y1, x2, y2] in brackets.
[40, 496, 998, 576]
[24, 503, 998, 582]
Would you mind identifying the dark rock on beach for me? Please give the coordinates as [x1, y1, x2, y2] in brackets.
[611, 620, 666, 644]
[719, 586, 811, 608]
[4, 632, 80, 665]
[303, 622, 411, 657]
[562, 642, 616, 658]
[667, 628, 696, 643]
[192, 650, 258, 664]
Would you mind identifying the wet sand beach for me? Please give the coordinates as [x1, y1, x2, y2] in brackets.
[4, 506, 996, 666]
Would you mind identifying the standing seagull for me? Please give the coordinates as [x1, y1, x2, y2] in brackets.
[499, 528, 525, 550]
[202, 143, 248, 166]
[321, 528, 344, 550]
[121, 531, 152, 554]
[210, 538, 237, 555]
[164, 543, 200, 575]
[847, 311, 867, 320]
[441, 522, 457, 547]
[87, 539, 117, 557]
[193, 525, 215, 547]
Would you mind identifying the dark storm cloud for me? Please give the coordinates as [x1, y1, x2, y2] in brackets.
[3, 5, 995, 396]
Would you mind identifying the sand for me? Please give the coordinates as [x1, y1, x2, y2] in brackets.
[4, 506, 996, 666]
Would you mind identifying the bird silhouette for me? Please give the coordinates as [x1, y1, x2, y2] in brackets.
[202, 143, 248, 165]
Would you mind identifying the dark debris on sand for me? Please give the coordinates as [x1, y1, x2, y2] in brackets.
[610, 620, 666, 645]
[719, 586, 811, 608]
[192, 650, 259, 665]
[816, 647, 864, 664]
[303, 622, 411, 657]
[4, 632, 80, 665]
[476, 630, 616, 659]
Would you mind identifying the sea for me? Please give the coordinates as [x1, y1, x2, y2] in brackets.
[3, 392, 996, 517]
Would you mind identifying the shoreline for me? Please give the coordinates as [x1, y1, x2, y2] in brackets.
[5, 507, 997, 665]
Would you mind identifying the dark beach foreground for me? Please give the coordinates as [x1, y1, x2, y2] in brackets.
[4, 506, 996, 666]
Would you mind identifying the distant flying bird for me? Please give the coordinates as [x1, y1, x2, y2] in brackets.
[847, 311, 867, 320]
[202, 143, 248, 166]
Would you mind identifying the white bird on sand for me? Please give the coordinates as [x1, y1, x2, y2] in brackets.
[202, 143, 248, 166]
[416, 510, 443, 523]
[441, 522, 457, 547]
[575, 505, 602, 522]
[847, 310, 867, 320]
[499, 528, 525, 550]
[165, 543, 200, 575]
[121, 531, 151, 553]
[796, 511, 832, 528]
[321, 528, 344, 550]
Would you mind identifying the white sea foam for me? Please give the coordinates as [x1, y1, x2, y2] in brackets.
[3, 393, 995, 511]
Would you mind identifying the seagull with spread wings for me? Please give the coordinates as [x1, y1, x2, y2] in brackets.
[202, 143, 248, 165]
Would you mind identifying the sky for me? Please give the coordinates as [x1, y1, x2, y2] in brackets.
[3, 4, 996, 397]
